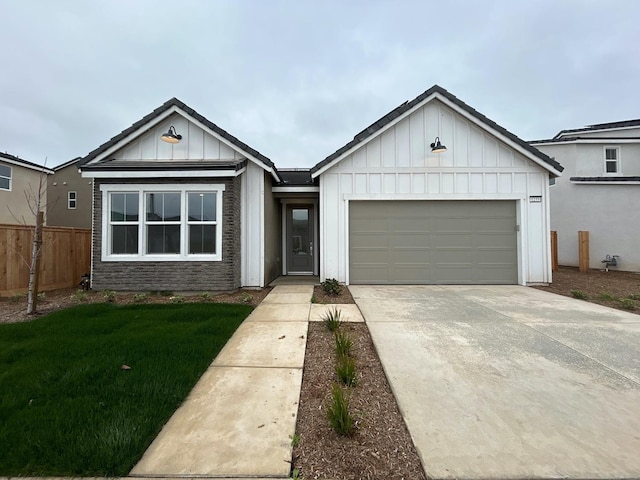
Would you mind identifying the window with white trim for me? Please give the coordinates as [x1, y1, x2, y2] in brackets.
[102, 184, 224, 261]
[0, 164, 11, 191]
[68, 191, 77, 209]
[604, 147, 620, 174]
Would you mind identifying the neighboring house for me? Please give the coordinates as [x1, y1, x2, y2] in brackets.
[47, 157, 92, 228]
[532, 120, 640, 272]
[0, 152, 53, 225]
[79, 85, 562, 291]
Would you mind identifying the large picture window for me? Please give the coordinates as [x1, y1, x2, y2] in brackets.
[102, 184, 224, 261]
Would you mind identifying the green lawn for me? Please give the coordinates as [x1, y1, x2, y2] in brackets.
[0, 302, 252, 476]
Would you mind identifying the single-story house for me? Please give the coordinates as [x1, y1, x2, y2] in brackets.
[79, 85, 563, 291]
[531, 119, 640, 271]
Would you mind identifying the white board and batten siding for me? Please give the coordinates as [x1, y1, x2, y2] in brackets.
[319, 100, 551, 285]
[114, 113, 245, 162]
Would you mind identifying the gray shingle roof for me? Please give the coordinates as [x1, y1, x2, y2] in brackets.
[554, 119, 640, 139]
[0, 152, 54, 173]
[276, 169, 316, 186]
[310, 85, 563, 175]
[78, 98, 279, 179]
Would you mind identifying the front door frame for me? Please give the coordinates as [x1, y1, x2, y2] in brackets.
[281, 199, 319, 276]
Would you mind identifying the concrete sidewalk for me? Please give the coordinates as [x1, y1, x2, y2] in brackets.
[130, 285, 312, 479]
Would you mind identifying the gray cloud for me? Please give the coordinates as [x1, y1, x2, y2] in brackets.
[1, 0, 638, 168]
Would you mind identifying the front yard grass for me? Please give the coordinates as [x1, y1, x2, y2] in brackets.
[0, 302, 252, 476]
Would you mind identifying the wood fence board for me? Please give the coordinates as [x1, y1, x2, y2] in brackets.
[0, 224, 91, 296]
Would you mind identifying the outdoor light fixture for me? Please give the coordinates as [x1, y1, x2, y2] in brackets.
[430, 136, 447, 153]
[160, 125, 182, 144]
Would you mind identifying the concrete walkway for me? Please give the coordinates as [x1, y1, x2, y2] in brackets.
[131, 285, 312, 479]
[351, 285, 640, 480]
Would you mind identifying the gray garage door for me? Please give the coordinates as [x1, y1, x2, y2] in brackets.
[349, 200, 518, 284]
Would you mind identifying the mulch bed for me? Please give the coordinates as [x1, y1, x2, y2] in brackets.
[293, 322, 427, 480]
[532, 266, 640, 313]
[313, 285, 355, 304]
[0, 287, 271, 324]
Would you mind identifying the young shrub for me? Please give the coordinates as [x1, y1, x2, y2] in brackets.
[71, 290, 87, 303]
[335, 330, 353, 358]
[598, 292, 616, 301]
[570, 290, 588, 300]
[169, 295, 186, 304]
[199, 292, 212, 301]
[618, 298, 636, 310]
[327, 383, 355, 436]
[335, 355, 357, 387]
[240, 292, 253, 304]
[322, 307, 342, 332]
[102, 290, 116, 303]
[133, 293, 149, 303]
[321, 278, 342, 296]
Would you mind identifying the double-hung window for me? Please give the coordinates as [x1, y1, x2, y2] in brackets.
[604, 147, 620, 174]
[0, 164, 11, 191]
[68, 191, 77, 209]
[102, 184, 224, 261]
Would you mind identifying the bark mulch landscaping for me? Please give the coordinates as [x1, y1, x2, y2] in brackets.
[532, 266, 640, 314]
[293, 321, 427, 480]
[312, 284, 355, 304]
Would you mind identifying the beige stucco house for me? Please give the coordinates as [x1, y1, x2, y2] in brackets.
[47, 158, 92, 228]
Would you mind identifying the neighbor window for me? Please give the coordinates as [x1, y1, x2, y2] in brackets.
[0, 164, 11, 191]
[604, 147, 620, 174]
[68, 191, 77, 209]
[102, 184, 224, 261]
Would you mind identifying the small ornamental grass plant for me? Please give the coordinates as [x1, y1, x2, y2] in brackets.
[570, 289, 588, 300]
[334, 329, 353, 358]
[322, 307, 342, 332]
[326, 383, 355, 436]
[335, 355, 357, 387]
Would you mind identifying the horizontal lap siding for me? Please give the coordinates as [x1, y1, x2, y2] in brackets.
[91, 177, 241, 292]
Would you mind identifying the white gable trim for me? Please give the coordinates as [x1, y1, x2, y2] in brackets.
[532, 138, 640, 146]
[312, 92, 561, 178]
[556, 124, 640, 138]
[0, 157, 54, 174]
[82, 105, 279, 181]
[82, 167, 246, 179]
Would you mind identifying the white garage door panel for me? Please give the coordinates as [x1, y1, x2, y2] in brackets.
[349, 200, 518, 284]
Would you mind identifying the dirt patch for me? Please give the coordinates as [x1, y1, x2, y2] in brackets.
[312, 285, 355, 304]
[0, 287, 271, 324]
[532, 266, 640, 313]
[293, 322, 426, 480]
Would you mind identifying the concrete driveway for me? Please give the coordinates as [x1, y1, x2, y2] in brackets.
[350, 285, 640, 480]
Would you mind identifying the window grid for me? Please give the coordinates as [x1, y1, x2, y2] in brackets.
[68, 191, 77, 209]
[604, 147, 620, 175]
[101, 184, 224, 261]
[0, 164, 11, 191]
[109, 192, 140, 255]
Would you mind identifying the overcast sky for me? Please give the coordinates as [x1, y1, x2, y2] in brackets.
[1, 0, 638, 169]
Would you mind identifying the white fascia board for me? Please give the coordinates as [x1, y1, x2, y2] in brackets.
[0, 157, 54, 174]
[435, 95, 563, 177]
[84, 107, 177, 165]
[311, 92, 561, 178]
[570, 180, 640, 185]
[556, 125, 640, 138]
[532, 138, 640, 146]
[171, 110, 281, 182]
[82, 168, 245, 179]
[311, 93, 441, 178]
[272, 186, 320, 193]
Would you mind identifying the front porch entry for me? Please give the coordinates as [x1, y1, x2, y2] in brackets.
[281, 201, 319, 277]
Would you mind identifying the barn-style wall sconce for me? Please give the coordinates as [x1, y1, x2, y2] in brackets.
[430, 136, 447, 153]
[160, 125, 182, 144]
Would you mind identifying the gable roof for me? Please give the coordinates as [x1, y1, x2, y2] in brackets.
[553, 118, 640, 139]
[310, 85, 563, 176]
[53, 157, 82, 171]
[78, 97, 280, 181]
[0, 152, 54, 174]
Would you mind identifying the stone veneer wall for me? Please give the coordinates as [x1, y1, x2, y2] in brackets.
[91, 177, 241, 292]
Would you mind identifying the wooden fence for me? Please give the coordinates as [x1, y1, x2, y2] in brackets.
[0, 223, 91, 296]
